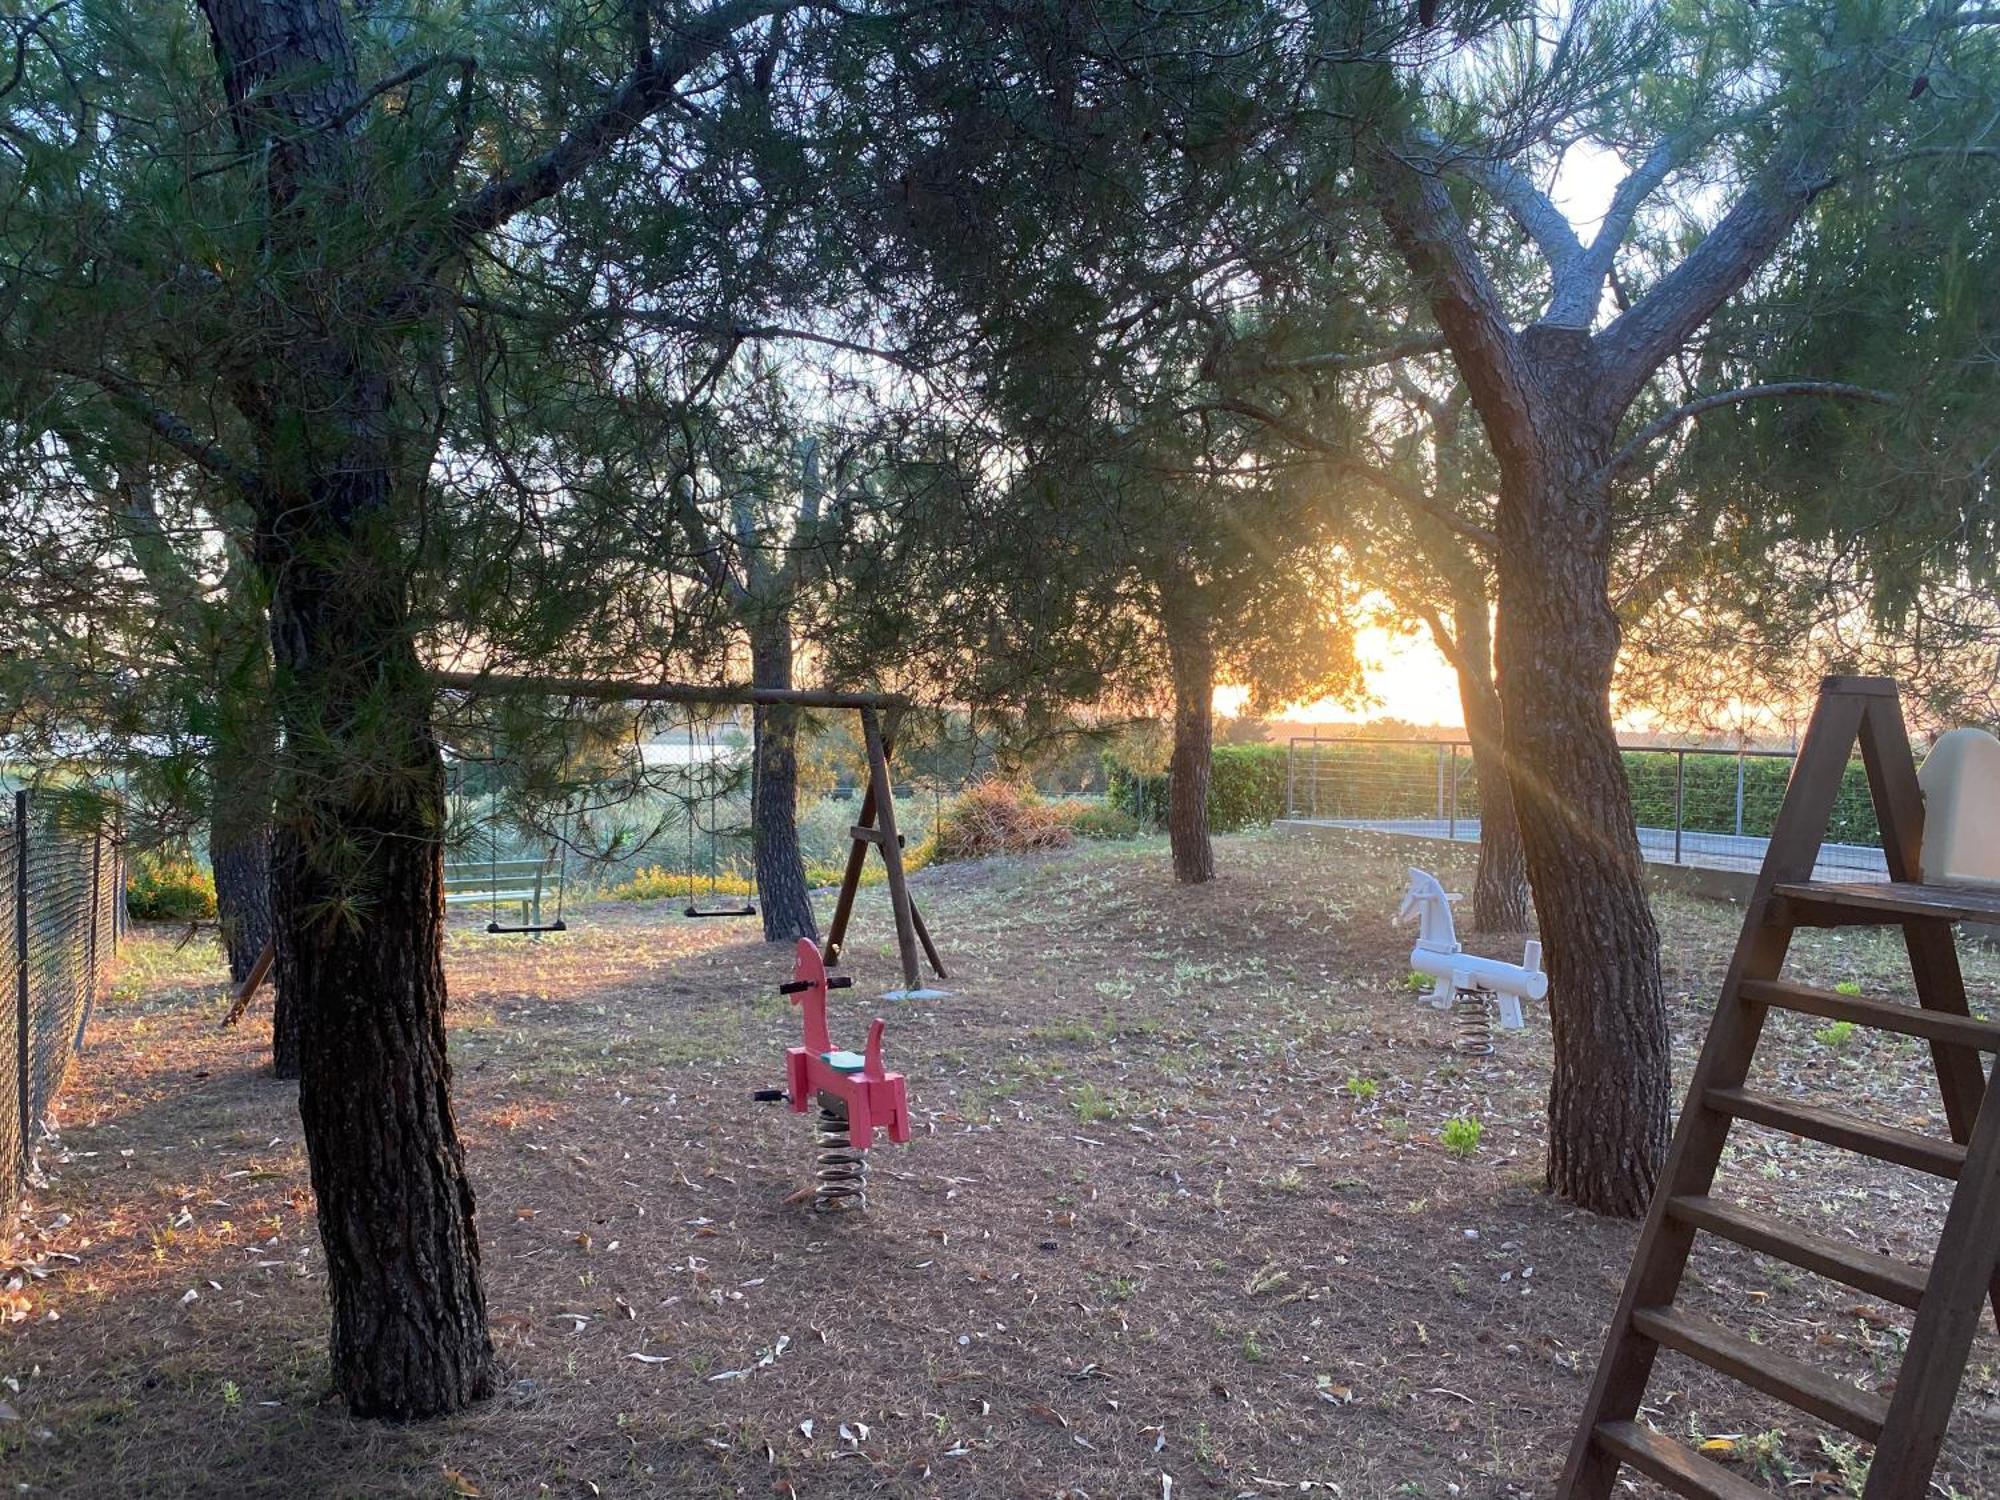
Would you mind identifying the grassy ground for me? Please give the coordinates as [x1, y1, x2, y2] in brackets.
[4, 827, 1998, 1498]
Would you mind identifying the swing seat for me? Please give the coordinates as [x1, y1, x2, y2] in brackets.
[683, 901, 757, 919]
[821, 1049, 866, 1073]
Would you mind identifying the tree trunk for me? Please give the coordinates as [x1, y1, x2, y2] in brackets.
[262, 507, 494, 1418]
[1448, 590, 1528, 933]
[749, 621, 818, 942]
[1165, 614, 1215, 885]
[1492, 361, 1669, 1218]
[211, 826, 270, 983]
[200, 0, 493, 1417]
[209, 660, 291, 1072]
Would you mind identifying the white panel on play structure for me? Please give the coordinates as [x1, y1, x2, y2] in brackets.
[1919, 727, 2000, 889]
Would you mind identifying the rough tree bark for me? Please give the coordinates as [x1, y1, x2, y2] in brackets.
[749, 620, 818, 941]
[198, 0, 492, 1414]
[1164, 607, 1216, 885]
[1489, 354, 1670, 1214]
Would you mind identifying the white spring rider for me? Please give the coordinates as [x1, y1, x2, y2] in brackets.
[1397, 868, 1547, 1054]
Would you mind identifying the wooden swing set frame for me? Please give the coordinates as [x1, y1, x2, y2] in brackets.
[434, 672, 947, 993]
[227, 670, 948, 1021]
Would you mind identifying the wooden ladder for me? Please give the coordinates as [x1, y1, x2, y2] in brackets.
[1559, 675, 2000, 1500]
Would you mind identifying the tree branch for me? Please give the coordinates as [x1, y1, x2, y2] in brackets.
[1601, 380, 1897, 480]
[1368, 144, 1539, 473]
[1207, 396, 1499, 551]
[446, 0, 804, 247]
[45, 359, 261, 499]
[1412, 130, 1588, 298]
[1415, 603, 1469, 678]
[1253, 331, 1449, 374]
[1560, 131, 1702, 325]
[1592, 4, 1975, 407]
[452, 293, 920, 369]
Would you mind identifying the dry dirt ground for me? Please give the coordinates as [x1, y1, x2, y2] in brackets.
[5, 827, 2000, 1499]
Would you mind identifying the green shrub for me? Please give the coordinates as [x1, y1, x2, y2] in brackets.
[126, 854, 218, 921]
[1105, 757, 1169, 826]
[1619, 752, 1878, 845]
[930, 780, 1074, 862]
[1065, 801, 1142, 840]
[1814, 1019, 1857, 1049]
[609, 866, 758, 902]
[1207, 745, 1288, 830]
[1104, 744, 1289, 831]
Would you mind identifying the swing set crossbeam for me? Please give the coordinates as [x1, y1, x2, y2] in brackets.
[434, 670, 911, 713]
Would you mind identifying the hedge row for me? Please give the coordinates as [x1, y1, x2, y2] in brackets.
[1106, 744, 1291, 831]
[1112, 741, 1883, 846]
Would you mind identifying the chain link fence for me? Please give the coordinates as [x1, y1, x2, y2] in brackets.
[2, 789, 123, 1235]
[1284, 736, 1886, 881]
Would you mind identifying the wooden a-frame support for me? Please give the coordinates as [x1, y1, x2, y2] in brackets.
[1559, 675, 2000, 1500]
[822, 705, 947, 995]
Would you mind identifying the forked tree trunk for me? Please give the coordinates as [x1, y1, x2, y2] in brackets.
[1493, 392, 1669, 1217]
[1165, 616, 1215, 885]
[1448, 593, 1528, 933]
[201, 0, 493, 1417]
[750, 622, 818, 942]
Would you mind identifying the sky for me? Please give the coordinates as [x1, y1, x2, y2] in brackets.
[1217, 621, 1466, 726]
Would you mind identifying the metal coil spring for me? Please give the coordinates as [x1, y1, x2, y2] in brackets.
[1451, 990, 1494, 1056]
[813, 1093, 868, 1213]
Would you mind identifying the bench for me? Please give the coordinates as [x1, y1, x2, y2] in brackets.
[444, 856, 556, 933]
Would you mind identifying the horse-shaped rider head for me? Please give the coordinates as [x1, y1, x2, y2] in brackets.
[1396, 867, 1462, 955]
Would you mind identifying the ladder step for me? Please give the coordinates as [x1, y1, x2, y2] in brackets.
[1667, 1195, 1929, 1309]
[1741, 978, 2000, 1052]
[1706, 1086, 1967, 1178]
[1773, 880, 2000, 928]
[1592, 1420, 1776, 1500]
[1630, 1306, 1889, 1440]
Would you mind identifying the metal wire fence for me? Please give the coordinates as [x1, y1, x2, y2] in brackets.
[3, 789, 123, 1234]
[1284, 736, 1887, 881]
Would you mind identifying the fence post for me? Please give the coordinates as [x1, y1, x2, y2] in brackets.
[1673, 750, 1685, 864]
[14, 790, 28, 1172]
[1734, 751, 1746, 837]
[1309, 738, 1320, 819]
[1285, 739, 1297, 820]
[1448, 743, 1459, 841]
[75, 830, 102, 1053]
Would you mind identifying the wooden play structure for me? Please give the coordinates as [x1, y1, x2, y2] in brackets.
[1560, 676, 2000, 1499]
[226, 672, 949, 1028]
[433, 671, 948, 998]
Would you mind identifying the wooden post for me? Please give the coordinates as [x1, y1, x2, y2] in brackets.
[74, 830, 102, 1053]
[861, 709, 920, 993]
